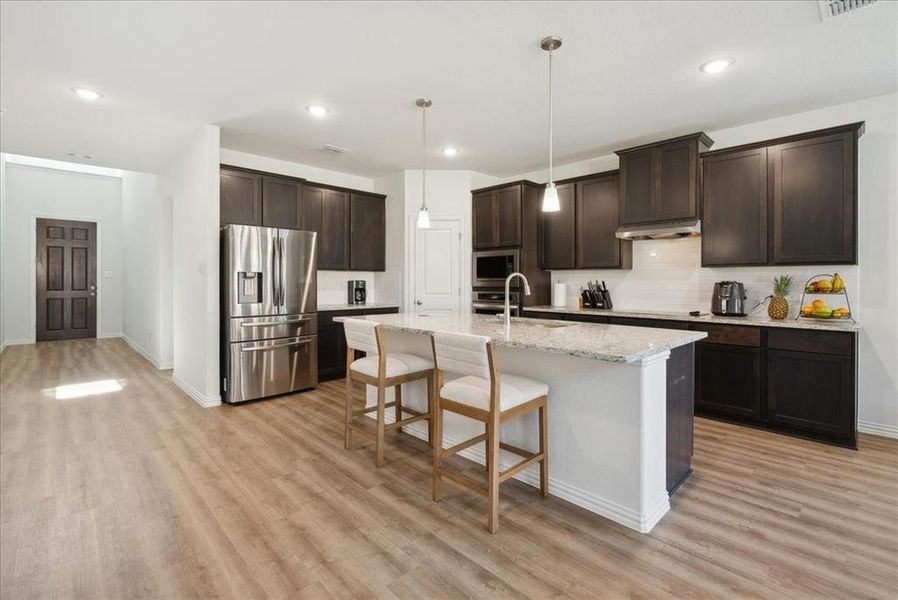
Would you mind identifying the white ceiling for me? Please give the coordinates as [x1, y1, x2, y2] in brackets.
[1, 1, 896, 177]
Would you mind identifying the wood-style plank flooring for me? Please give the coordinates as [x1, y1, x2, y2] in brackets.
[1, 338, 896, 599]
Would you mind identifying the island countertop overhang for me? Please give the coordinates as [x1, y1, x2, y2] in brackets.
[334, 312, 707, 363]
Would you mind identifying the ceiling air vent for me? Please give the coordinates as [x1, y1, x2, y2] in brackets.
[818, 0, 878, 20]
[318, 144, 350, 155]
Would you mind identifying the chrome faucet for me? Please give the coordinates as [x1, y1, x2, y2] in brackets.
[503, 272, 531, 330]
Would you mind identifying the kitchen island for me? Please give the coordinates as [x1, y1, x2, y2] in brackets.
[335, 312, 706, 533]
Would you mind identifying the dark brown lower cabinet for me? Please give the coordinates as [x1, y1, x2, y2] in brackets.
[318, 307, 399, 381]
[695, 343, 762, 420]
[767, 348, 854, 445]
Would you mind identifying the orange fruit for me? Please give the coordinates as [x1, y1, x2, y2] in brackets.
[812, 299, 825, 309]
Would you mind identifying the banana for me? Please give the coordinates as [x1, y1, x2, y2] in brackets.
[832, 273, 845, 293]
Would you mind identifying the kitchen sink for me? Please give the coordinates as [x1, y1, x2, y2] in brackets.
[531, 322, 571, 329]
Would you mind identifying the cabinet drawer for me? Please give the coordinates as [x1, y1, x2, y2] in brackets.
[318, 309, 366, 328]
[608, 317, 690, 330]
[767, 328, 854, 356]
[691, 324, 760, 347]
[363, 307, 399, 316]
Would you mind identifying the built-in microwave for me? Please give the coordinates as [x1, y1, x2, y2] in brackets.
[472, 249, 520, 288]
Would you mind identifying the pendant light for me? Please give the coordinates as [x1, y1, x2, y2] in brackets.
[541, 36, 562, 212]
[416, 98, 432, 229]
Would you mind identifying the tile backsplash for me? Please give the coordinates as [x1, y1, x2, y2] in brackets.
[550, 238, 859, 318]
[317, 270, 402, 306]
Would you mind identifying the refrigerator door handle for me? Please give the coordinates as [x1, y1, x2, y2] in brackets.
[279, 235, 287, 308]
[272, 233, 279, 307]
[240, 316, 311, 328]
[240, 339, 312, 353]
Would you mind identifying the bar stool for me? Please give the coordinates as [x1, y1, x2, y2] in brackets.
[343, 318, 434, 467]
[430, 331, 549, 533]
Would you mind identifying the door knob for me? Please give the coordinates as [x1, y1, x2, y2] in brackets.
[416, 300, 423, 305]
[90, 285, 96, 290]
[89, 292, 95, 297]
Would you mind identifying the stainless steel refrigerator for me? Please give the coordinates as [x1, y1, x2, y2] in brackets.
[220, 225, 318, 403]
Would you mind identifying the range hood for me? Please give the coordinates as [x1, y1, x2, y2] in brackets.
[615, 219, 701, 241]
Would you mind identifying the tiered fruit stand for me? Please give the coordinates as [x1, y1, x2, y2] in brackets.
[796, 273, 855, 323]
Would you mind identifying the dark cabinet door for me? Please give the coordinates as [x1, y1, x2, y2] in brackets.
[770, 131, 856, 264]
[302, 185, 349, 270]
[472, 190, 496, 248]
[538, 183, 575, 269]
[576, 174, 630, 269]
[619, 149, 655, 225]
[220, 168, 262, 226]
[261, 176, 301, 229]
[655, 140, 698, 221]
[495, 186, 522, 247]
[702, 148, 768, 266]
[767, 349, 854, 442]
[349, 193, 385, 271]
[695, 343, 762, 420]
[317, 325, 347, 381]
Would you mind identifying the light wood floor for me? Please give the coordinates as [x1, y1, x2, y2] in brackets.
[1, 339, 896, 599]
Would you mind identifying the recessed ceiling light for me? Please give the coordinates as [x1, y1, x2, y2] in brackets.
[305, 104, 329, 118]
[71, 87, 103, 101]
[441, 147, 459, 157]
[698, 57, 735, 75]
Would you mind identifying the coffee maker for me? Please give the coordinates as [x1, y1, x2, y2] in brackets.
[347, 280, 367, 305]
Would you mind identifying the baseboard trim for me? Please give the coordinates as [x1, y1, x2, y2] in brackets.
[172, 373, 222, 408]
[121, 335, 172, 370]
[858, 421, 898, 440]
[2, 339, 34, 347]
[372, 413, 668, 533]
[97, 332, 123, 339]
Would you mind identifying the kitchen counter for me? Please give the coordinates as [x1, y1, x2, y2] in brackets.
[335, 312, 706, 363]
[524, 305, 861, 332]
[335, 311, 705, 533]
[318, 302, 400, 312]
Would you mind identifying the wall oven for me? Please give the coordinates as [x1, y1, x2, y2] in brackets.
[472, 290, 521, 315]
[472, 249, 520, 288]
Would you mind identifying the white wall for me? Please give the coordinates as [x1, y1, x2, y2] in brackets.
[158, 125, 221, 406]
[121, 171, 173, 369]
[220, 148, 375, 191]
[503, 93, 898, 436]
[1, 164, 123, 343]
[0, 154, 7, 350]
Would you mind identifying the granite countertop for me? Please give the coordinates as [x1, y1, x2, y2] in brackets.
[318, 302, 400, 312]
[333, 312, 707, 363]
[523, 305, 862, 332]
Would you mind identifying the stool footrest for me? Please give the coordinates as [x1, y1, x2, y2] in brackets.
[353, 401, 397, 416]
[499, 452, 546, 484]
[499, 442, 536, 459]
[444, 434, 487, 458]
[438, 468, 488, 496]
[385, 412, 430, 431]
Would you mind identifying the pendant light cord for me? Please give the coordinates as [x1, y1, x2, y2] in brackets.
[548, 48, 553, 186]
[421, 103, 427, 210]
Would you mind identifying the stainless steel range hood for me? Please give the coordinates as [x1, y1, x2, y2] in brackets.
[615, 219, 701, 241]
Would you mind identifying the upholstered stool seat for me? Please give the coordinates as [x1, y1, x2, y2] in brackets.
[439, 374, 548, 411]
[350, 353, 433, 379]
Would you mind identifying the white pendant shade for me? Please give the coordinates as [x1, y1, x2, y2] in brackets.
[542, 184, 560, 212]
[416, 205, 431, 229]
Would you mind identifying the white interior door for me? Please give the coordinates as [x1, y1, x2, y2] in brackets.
[413, 219, 461, 315]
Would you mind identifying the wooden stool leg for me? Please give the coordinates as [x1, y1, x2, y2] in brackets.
[426, 374, 435, 447]
[394, 384, 403, 425]
[487, 419, 500, 533]
[432, 401, 443, 501]
[344, 374, 353, 450]
[539, 400, 549, 497]
[375, 384, 386, 467]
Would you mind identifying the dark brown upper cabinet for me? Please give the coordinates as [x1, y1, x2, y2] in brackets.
[770, 126, 859, 264]
[261, 175, 302, 229]
[301, 184, 350, 270]
[349, 193, 386, 271]
[472, 184, 521, 248]
[538, 182, 576, 269]
[576, 172, 632, 269]
[700, 122, 862, 267]
[220, 168, 262, 226]
[617, 132, 713, 226]
[701, 147, 769, 266]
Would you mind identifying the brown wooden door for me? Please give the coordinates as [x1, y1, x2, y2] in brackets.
[576, 173, 630, 269]
[655, 140, 699, 221]
[220, 168, 262, 225]
[770, 131, 856, 264]
[36, 218, 97, 341]
[701, 147, 769, 266]
[619, 149, 655, 225]
[349, 193, 385, 271]
[261, 175, 301, 229]
[538, 182, 575, 269]
[495, 186, 522, 247]
[472, 190, 495, 248]
[302, 185, 349, 270]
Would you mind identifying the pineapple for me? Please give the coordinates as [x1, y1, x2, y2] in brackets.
[768, 275, 793, 320]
